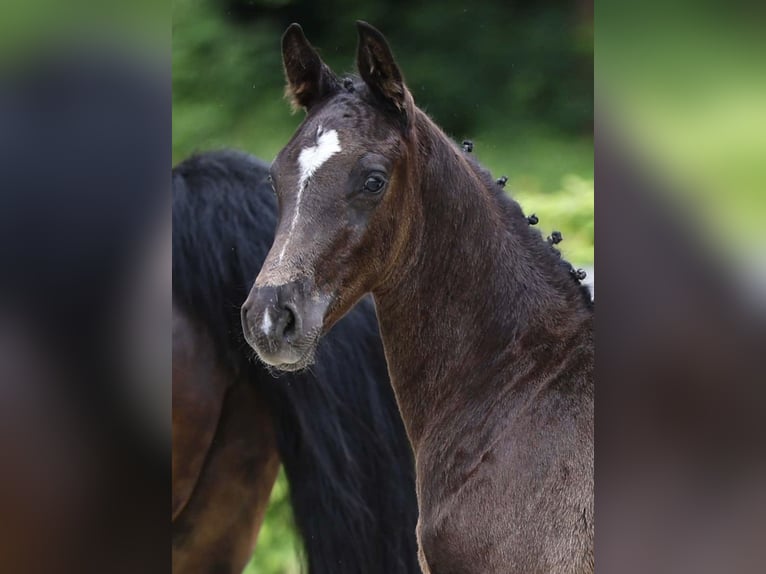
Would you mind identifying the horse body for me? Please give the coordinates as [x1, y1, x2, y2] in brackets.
[242, 23, 593, 573]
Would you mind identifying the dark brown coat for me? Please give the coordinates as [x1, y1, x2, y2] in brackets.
[243, 22, 594, 574]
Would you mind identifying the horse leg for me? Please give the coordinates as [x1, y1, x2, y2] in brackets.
[172, 380, 280, 573]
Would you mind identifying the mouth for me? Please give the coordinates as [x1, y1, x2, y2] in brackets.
[265, 347, 316, 372]
[249, 331, 320, 373]
[268, 355, 314, 372]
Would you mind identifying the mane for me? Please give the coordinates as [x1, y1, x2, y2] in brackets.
[330, 77, 593, 310]
[416, 110, 594, 311]
[172, 149, 276, 369]
[467, 149, 594, 309]
[172, 149, 419, 574]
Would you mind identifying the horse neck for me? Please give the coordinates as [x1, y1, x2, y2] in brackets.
[372, 110, 592, 449]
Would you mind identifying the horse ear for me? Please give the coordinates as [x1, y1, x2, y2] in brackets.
[355, 21, 412, 126]
[282, 23, 339, 112]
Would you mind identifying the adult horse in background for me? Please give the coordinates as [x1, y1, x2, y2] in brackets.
[242, 23, 594, 573]
[172, 149, 419, 574]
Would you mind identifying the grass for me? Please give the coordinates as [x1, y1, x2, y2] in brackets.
[244, 470, 303, 574]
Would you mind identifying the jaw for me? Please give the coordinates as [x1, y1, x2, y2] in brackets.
[318, 277, 376, 332]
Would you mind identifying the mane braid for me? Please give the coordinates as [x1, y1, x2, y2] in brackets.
[425, 114, 594, 312]
[172, 150, 418, 574]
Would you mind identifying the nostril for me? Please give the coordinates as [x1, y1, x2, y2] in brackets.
[280, 303, 297, 339]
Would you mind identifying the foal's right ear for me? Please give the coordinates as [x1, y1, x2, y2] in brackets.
[282, 23, 339, 112]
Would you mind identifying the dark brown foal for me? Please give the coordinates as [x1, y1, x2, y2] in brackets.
[242, 22, 594, 573]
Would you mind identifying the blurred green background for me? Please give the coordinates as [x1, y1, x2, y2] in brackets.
[173, 0, 593, 266]
[172, 1, 592, 572]
[596, 0, 765, 255]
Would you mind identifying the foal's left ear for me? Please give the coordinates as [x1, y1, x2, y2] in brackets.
[356, 21, 412, 127]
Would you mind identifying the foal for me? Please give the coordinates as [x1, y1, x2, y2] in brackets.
[242, 22, 594, 573]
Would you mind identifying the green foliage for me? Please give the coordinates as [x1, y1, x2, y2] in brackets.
[597, 0, 765, 249]
[471, 127, 594, 264]
[172, 0, 593, 265]
[514, 173, 594, 266]
[173, 1, 593, 570]
[1, 0, 168, 65]
[244, 469, 303, 574]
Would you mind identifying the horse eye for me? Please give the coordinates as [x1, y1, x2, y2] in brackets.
[267, 175, 276, 193]
[363, 175, 385, 194]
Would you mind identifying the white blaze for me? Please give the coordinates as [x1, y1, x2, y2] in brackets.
[278, 126, 341, 262]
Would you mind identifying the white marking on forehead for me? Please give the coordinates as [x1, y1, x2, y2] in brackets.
[278, 125, 341, 262]
[298, 126, 341, 188]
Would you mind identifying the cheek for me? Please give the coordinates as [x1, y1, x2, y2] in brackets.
[378, 183, 414, 257]
[311, 217, 385, 296]
[347, 189, 384, 225]
[303, 189, 394, 293]
[311, 225, 357, 290]
[364, 197, 398, 257]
